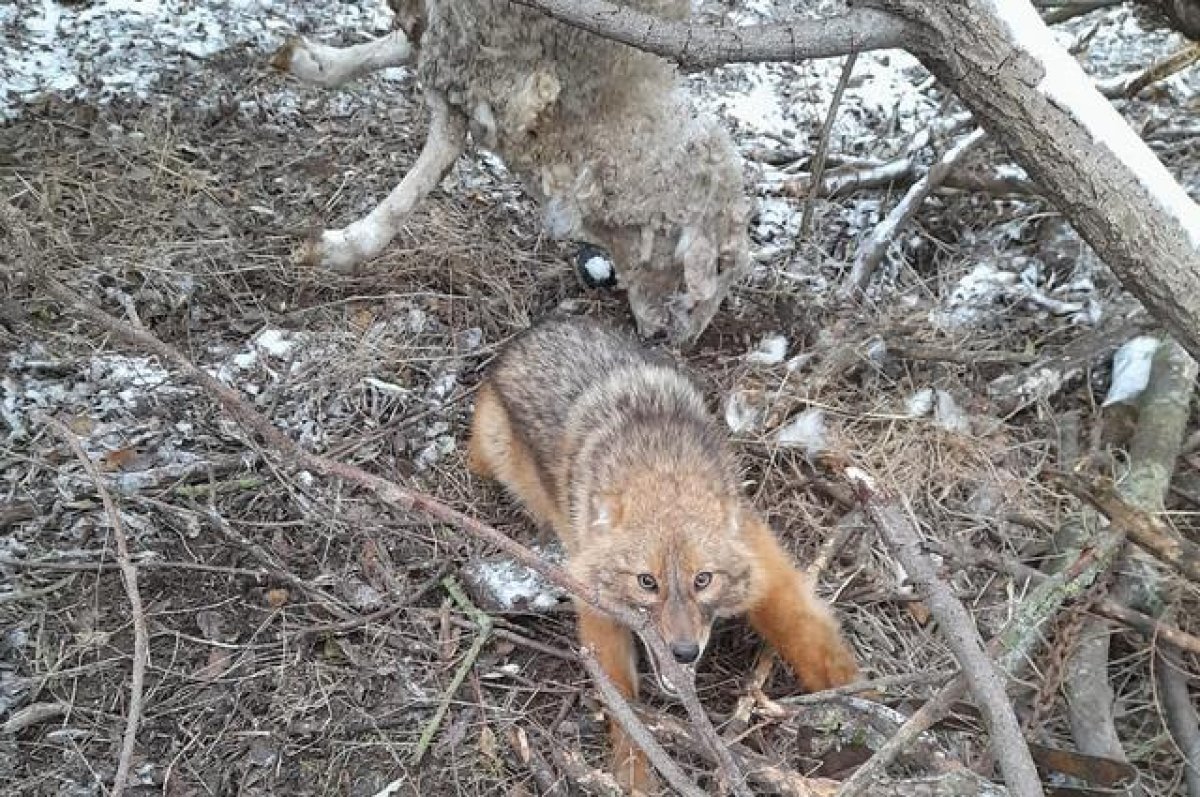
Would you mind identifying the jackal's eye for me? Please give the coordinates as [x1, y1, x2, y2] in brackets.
[637, 573, 658, 592]
[693, 571, 713, 590]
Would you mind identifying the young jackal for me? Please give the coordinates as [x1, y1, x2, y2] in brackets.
[467, 317, 859, 792]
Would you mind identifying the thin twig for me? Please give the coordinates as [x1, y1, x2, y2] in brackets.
[1050, 470, 1200, 584]
[776, 670, 955, 708]
[799, 52, 858, 241]
[0, 574, 76, 605]
[413, 577, 494, 765]
[840, 128, 987, 298]
[843, 466, 1044, 797]
[579, 648, 708, 797]
[43, 416, 148, 797]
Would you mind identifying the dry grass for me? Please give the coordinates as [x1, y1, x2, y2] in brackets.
[2, 43, 1199, 797]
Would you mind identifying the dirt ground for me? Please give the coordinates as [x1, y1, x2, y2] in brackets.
[3, 1, 1200, 795]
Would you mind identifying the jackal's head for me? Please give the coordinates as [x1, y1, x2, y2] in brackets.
[569, 483, 766, 695]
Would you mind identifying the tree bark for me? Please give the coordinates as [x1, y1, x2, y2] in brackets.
[507, 0, 912, 68]
[861, 0, 1200, 361]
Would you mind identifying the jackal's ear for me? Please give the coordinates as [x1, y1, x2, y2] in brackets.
[726, 501, 745, 537]
[590, 492, 625, 532]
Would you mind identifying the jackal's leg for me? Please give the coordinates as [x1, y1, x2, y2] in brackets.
[743, 517, 859, 691]
[577, 605, 658, 795]
[304, 90, 467, 272]
[467, 383, 568, 535]
[271, 31, 413, 89]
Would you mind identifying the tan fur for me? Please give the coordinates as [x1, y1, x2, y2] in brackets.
[468, 317, 859, 794]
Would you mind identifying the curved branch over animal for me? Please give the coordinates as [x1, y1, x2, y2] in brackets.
[274, 0, 752, 344]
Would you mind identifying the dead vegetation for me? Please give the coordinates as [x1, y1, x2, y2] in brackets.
[2, 2, 1200, 796]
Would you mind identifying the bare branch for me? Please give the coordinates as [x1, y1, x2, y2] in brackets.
[1051, 470, 1200, 584]
[843, 467, 1044, 797]
[932, 542, 1200, 657]
[43, 416, 149, 797]
[840, 128, 987, 297]
[580, 649, 708, 797]
[507, 0, 912, 69]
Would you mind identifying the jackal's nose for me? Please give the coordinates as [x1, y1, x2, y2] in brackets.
[670, 641, 700, 664]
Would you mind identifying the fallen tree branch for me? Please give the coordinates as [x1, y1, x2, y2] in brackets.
[43, 416, 149, 797]
[837, 477, 1125, 796]
[844, 467, 1043, 797]
[1157, 647, 1200, 797]
[508, 0, 912, 68]
[1099, 40, 1200, 99]
[930, 542, 1200, 657]
[840, 128, 987, 297]
[1050, 470, 1200, 584]
[33, 273, 748, 796]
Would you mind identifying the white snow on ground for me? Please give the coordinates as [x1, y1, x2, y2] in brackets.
[465, 547, 565, 611]
[988, 0, 1200, 248]
[0, 0, 393, 121]
[699, 49, 936, 154]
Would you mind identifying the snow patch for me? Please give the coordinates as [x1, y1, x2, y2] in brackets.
[1102, 336, 1160, 407]
[745, 334, 789, 366]
[466, 550, 565, 612]
[1, 0, 392, 121]
[776, 408, 827, 460]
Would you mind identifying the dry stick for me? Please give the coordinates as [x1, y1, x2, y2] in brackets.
[645, 711, 839, 797]
[1050, 470, 1200, 584]
[43, 416, 148, 797]
[508, 0, 911, 69]
[1156, 648, 1200, 797]
[412, 578, 494, 766]
[1100, 40, 1200, 99]
[799, 52, 858, 241]
[776, 670, 955, 708]
[651, 709, 1008, 797]
[36, 277, 744, 797]
[840, 128, 987, 297]
[931, 543, 1200, 657]
[836, 529, 1122, 796]
[842, 467, 1044, 797]
[579, 650, 708, 797]
[1042, 1, 1118, 25]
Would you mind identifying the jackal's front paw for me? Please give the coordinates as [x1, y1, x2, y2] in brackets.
[805, 633, 860, 691]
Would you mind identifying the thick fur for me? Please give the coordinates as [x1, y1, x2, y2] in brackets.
[468, 317, 859, 793]
[402, 0, 752, 343]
